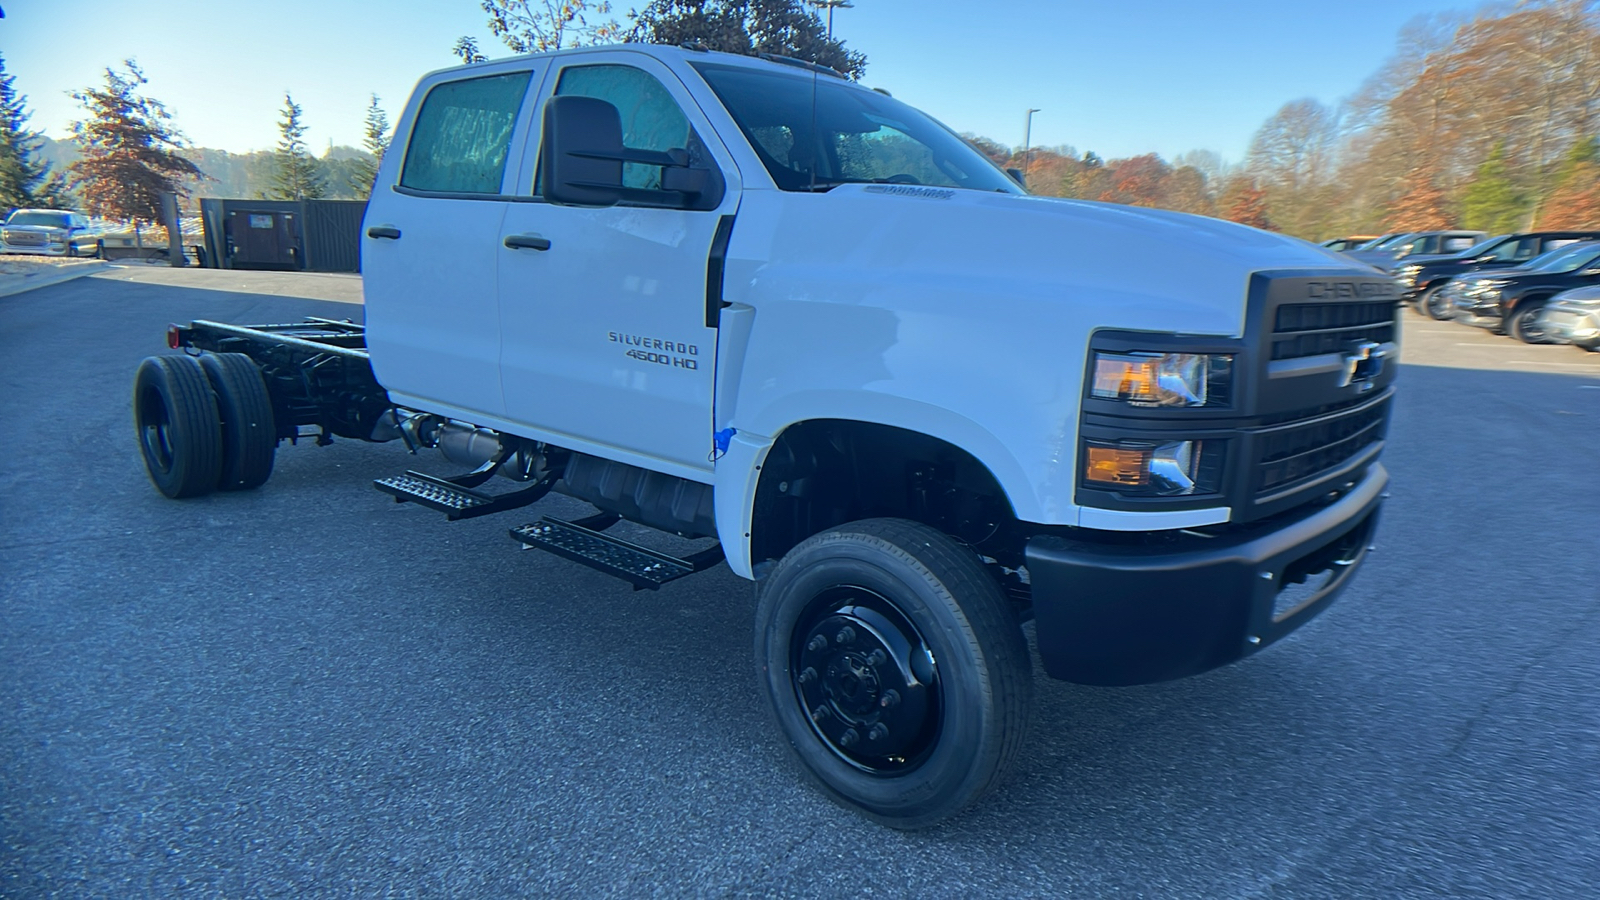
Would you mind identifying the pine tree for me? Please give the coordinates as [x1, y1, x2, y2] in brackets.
[347, 95, 390, 199]
[630, 0, 867, 80]
[1460, 143, 1528, 234]
[67, 61, 202, 229]
[268, 94, 326, 201]
[0, 51, 72, 210]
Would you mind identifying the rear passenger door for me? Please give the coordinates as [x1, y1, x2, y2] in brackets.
[362, 64, 543, 422]
[495, 53, 741, 480]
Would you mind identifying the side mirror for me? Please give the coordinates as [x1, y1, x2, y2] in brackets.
[1006, 167, 1026, 188]
[541, 95, 715, 209]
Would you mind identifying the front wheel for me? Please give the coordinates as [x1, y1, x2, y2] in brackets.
[754, 518, 1032, 829]
[1507, 302, 1555, 344]
[1418, 285, 1452, 320]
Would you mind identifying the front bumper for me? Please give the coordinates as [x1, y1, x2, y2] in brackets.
[1544, 305, 1600, 345]
[0, 243, 69, 256]
[1026, 462, 1387, 686]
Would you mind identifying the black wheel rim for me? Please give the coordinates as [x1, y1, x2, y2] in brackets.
[1517, 310, 1545, 342]
[138, 384, 175, 474]
[791, 586, 941, 775]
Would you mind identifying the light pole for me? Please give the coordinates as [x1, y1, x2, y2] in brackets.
[1023, 108, 1041, 178]
[808, 0, 855, 39]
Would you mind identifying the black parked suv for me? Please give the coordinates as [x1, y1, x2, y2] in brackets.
[1397, 231, 1600, 318]
[1444, 241, 1600, 341]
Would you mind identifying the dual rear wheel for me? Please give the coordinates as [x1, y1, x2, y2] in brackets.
[133, 353, 276, 498]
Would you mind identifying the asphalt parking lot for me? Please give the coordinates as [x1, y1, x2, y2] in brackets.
[3, 268, 1598, 897]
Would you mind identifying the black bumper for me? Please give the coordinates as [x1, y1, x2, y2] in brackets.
[1026, 463, 1388, 686]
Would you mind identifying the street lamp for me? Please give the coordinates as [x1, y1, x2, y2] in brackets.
[1023, 108, 1041, 178]
[808, 0, 855, 39]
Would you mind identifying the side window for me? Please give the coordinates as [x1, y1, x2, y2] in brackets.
[550, 65, 694, 191]
[400, 71, 532, 194]
[1443, 237, 1475, 252]
[1543, 238, 1579, 254]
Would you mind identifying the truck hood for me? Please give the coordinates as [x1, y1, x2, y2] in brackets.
[736, 185, 1370, 338]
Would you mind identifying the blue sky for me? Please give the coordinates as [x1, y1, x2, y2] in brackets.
[5, 0, 1473, 162]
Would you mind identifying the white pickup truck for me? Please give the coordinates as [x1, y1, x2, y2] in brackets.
[133, 44, 1396, 827]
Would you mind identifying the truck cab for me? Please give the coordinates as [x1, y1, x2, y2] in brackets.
[138, 45, 1396, 828]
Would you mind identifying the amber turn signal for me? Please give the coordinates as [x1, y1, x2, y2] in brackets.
[1084, 444, 1152, 486]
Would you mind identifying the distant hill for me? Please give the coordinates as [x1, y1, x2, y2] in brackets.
[36, 136, 376, 206]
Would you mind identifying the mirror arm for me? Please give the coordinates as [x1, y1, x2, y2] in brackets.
[569, 147, 691, 168]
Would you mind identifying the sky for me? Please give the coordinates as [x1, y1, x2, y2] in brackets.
[3, 0, 1477, 163]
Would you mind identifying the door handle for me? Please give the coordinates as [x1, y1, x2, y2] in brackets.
[503, 233, 552, 251]
[366, 225, 401, 240]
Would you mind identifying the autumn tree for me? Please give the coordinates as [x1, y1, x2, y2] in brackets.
[268, 93, 325, 201]
[1246, 98, 1341, 237]
[1537, 136, 1600, 228]
[1459, 143, 1527, 233]
[0, 52, 71, 210]
[630, 0, 867, 80]
[1387, 163, 1452, 230]
[67, 62, 201, 238]
[457, 0, 620, 60]
[347, 95, 390, 198]
[1221, 176, 1274, 230]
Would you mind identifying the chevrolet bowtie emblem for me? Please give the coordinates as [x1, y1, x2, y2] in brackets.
[1338, 341, 1387, 391]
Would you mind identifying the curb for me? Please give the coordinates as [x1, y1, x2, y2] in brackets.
[0, 260, 113, 299]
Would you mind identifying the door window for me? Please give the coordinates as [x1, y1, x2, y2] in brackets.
[401, 72, 532, 194]
[547, 64, 696, 191]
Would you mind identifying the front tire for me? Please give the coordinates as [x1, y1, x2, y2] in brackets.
[1507, 302, 1555, 344]
[754, 518, 1031, 829]
[1418, 285, 1452, 319]
[133, 356, 223, 498]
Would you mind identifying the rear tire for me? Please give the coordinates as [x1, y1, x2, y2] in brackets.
[199, 353, 277, 490]
[1419, 285, 1452, 319]
[133, 356, 223, 498]
[754, 518, 1032, 829]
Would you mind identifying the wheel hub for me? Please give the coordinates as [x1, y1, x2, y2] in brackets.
[793, 590, 939, 773]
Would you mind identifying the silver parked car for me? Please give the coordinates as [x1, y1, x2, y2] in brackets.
[1, 209, 101, 257]
[1541, 285, 1600, 351]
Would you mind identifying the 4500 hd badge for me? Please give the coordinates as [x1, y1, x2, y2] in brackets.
[609, 332, 700, 370]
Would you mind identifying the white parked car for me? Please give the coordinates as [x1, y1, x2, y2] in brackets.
[1542, 285, 1600, 351]
[131, 44, 1397, 827]
[1, 209, 100, 257]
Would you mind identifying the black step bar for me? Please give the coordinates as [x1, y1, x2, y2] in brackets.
[374, 470, 549, 521]
[510, 516, 724, 590]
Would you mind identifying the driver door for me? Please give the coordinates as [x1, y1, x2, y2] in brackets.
[497, 54, 741, 480]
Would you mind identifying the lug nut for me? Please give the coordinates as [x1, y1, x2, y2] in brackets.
[839, 728, 859, 747]
[868, 723, 888, 741]
[798, 666, 817, 684]
[807, 635, 828, 652]
[811, 706, 831, 722]
[835, 626, 856, 645]
[866, 649, 887, 666]
[879, 689, 900, 709]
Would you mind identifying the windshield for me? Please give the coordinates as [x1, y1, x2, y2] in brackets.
[5, 211, 71, 228]
[1371, 233, 1415, 250]
[692, 62, 1021, 194]
[1523, 242, 1600, 274]
[1355, 233, 1400, 250]
[1457, 235, 1509, 258]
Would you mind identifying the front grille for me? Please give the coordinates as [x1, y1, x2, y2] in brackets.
[1270, 300, 1397, 360]
[3, 230, 47, 245]
[1254, 398, 1389, 495]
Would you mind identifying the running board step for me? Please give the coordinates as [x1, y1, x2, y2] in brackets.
[510, 516, 724, 590]
[374, 470, 546, 521]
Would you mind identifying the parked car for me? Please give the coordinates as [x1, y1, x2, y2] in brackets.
[1345, 230, 1487, 271]
[1444, 240, 1600, 341]
[1398, 230, 1600, 318]
[1320, 235, 1378, 252]
[0, 209, 100, 257]
[1540, 286, 1600, 351]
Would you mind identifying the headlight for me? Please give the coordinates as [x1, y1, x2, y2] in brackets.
[1396, 265, 1421, 287]
[1089, 351, 1231, 408]
[1082, 440, 1211, 496]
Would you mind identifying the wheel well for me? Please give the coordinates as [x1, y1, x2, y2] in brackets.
[749, 419, 1022, 569]
[1508, 293, 1553, 314]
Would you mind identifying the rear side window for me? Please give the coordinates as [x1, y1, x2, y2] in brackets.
[401, 72, 532, 194]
